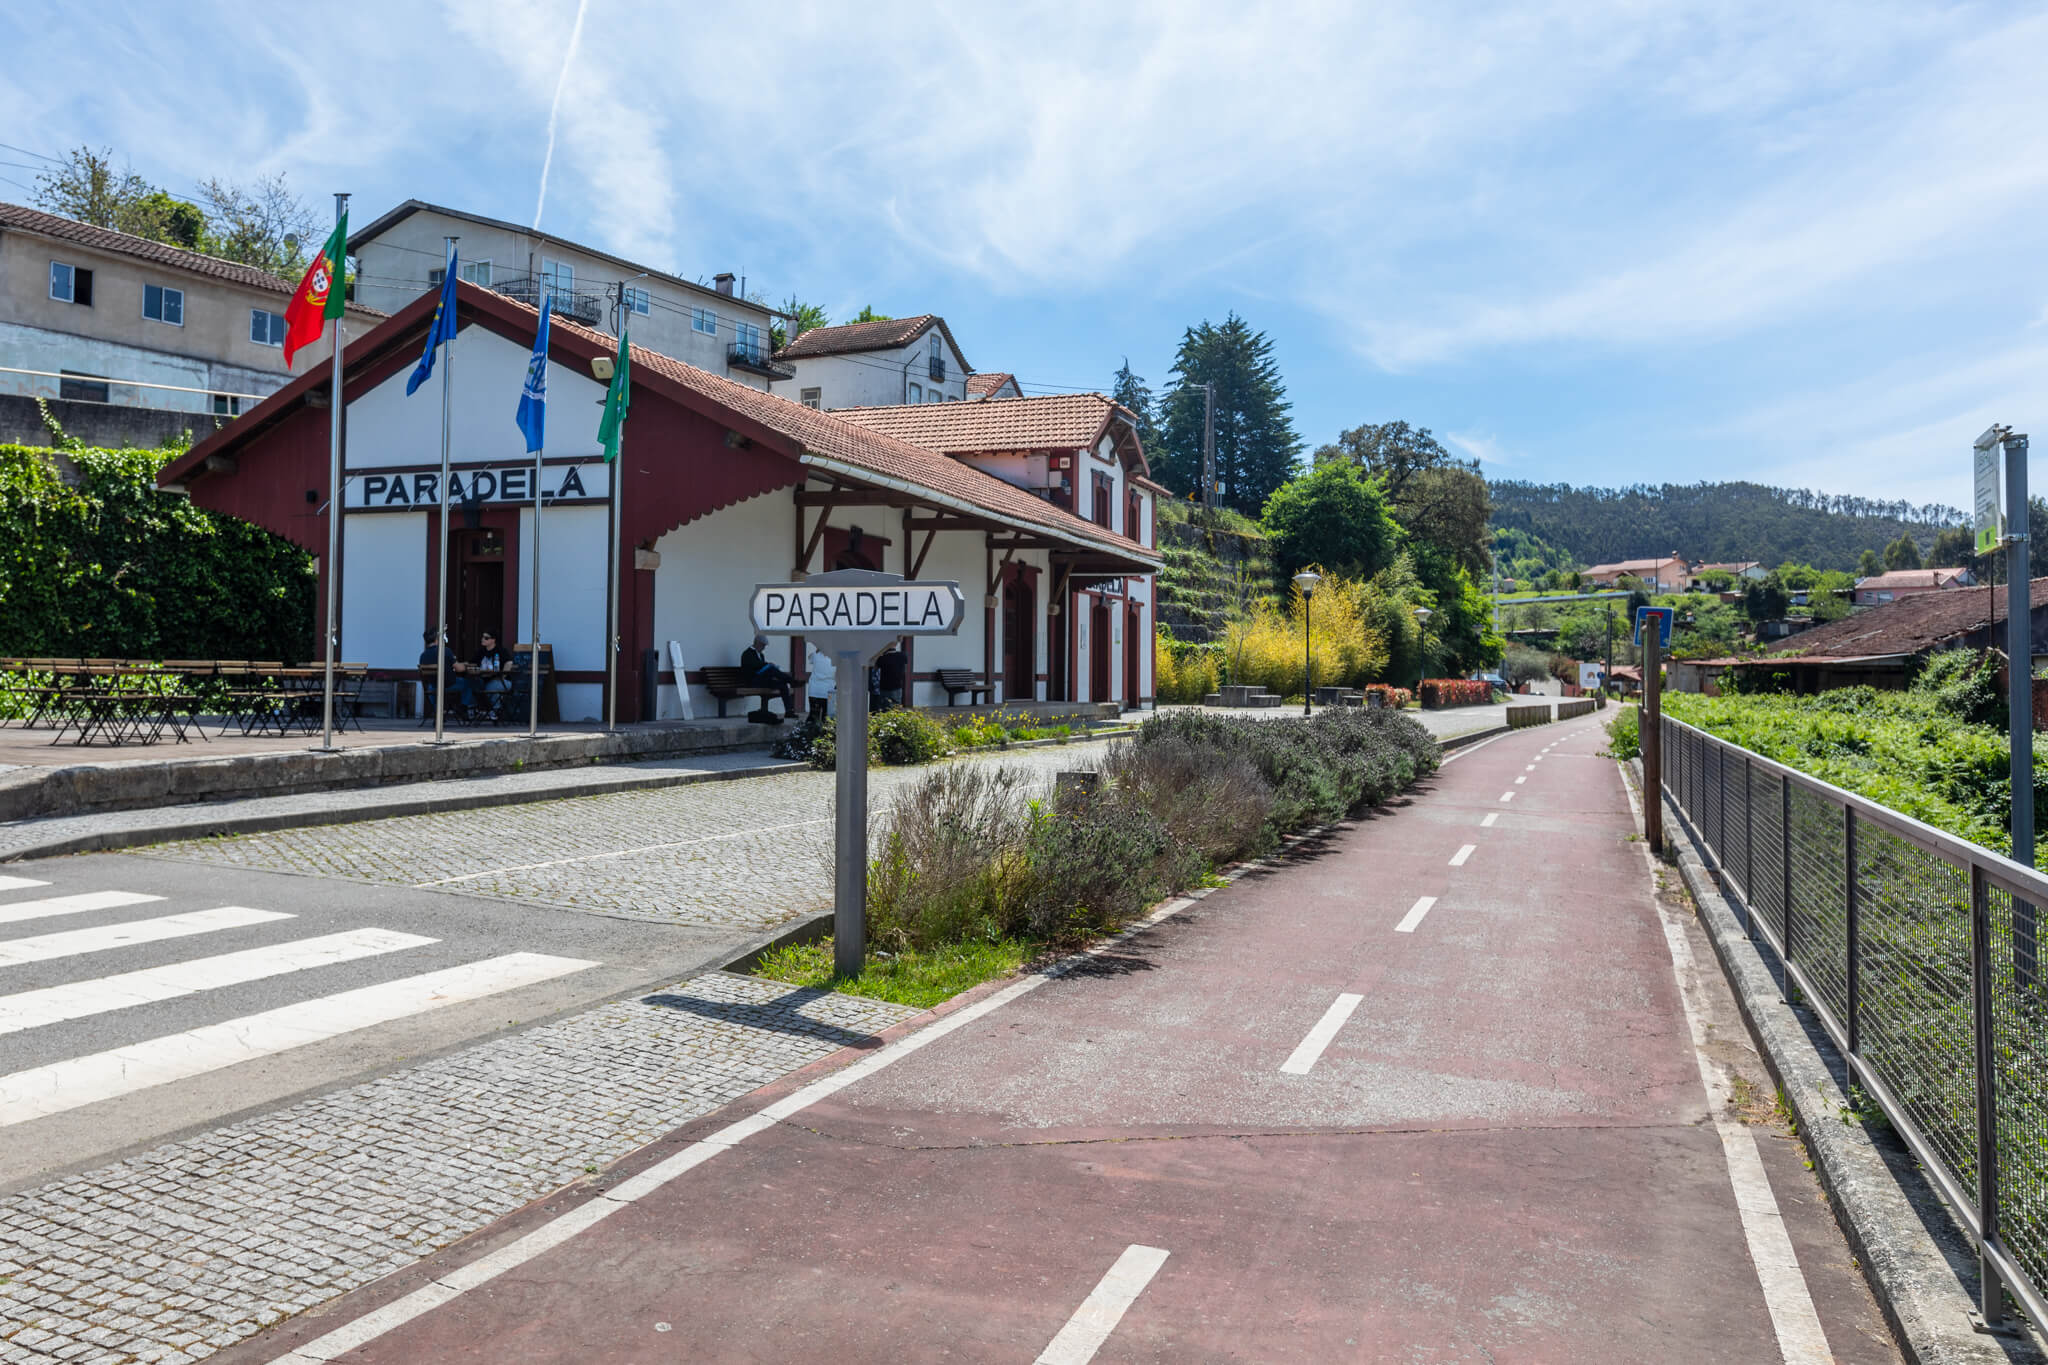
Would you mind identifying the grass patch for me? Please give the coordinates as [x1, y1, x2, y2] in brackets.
[752, 936, 1036, 1010]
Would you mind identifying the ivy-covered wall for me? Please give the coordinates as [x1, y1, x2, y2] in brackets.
[0, 442, 315, 661]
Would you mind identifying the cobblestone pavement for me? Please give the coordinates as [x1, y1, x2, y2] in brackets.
[0, 972, 916, 1365]
[130, 745, 1113, 931]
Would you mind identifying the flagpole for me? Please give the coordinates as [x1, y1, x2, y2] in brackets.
[529, 384, 544, 738]
[606, 427, 622, 731]
[319, 191, 349, 753]
[434, 236, 457, 743]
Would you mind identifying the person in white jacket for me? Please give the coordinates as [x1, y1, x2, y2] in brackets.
[804, 641, 837, 717]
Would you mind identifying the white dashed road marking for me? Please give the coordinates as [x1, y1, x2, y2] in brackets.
[1036, 1245, 1172, 1365]
[1449, 844, 1476, 867]
[1280, 993, 1364, 1074]
[1395, 896, 1437, 933]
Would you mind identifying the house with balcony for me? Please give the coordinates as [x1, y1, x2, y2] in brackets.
[772, 315, 973, 410]
[0, 200, 381, 446]
[348, 200, 785, 389]
[1582, 556, 1691, 591]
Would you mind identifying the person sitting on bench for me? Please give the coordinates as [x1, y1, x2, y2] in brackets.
[472, 630, 511, 716]
[420, 630, 474, 711]
[739, 632, 794, 722]
[874, 639, 908, 710]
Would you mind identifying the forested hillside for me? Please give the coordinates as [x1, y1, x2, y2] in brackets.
[1488, 480, 1965, 571]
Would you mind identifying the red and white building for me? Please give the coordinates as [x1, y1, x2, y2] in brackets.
[156, 283, 1159, 721]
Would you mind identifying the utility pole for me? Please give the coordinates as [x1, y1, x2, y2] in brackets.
[1605, 609, 1614, 694]
[1201, 382, 1215, 519]
[1643, 619, 1663, 854]
[2003, 431, 2035, 988]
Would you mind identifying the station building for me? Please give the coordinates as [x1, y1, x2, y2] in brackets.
[157, 283, 1161, 722]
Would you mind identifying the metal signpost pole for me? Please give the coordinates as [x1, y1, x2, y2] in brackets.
[833, 646, 870, 978]
[750, 570, 966, 982]
[530, 459, 543, 735]
[318, 190, 348, 753]
[2004, 431, 2035, 985]
[1642, 610, 1663, 854]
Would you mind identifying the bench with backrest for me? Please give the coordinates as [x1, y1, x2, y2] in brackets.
[699, 665, 785, 719]
[936, 669, 992, 706]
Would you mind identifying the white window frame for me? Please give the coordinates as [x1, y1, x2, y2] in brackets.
[250, 308, 286, 346]
[50, 261, 74, 301]
[800, 387, 822, 410]
[539, 257, 574, 304]
[734, 321, 763, 358]
[692, 306, 717, 335]
[626, 285, 650, 315]
[908, 382, 923, 402]
[461, 259, 492, 287]
[143, 283, 184, 326]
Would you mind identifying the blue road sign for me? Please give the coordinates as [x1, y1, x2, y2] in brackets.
[1634, 606, 1674, 648]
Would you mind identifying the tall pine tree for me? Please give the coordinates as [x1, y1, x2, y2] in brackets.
[1109, 358, 1162, 456]
[1156, 314, 1301, 514]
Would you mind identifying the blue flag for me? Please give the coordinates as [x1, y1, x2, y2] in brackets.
[405, 248, 460, 396]
[516, 295, 551, 454]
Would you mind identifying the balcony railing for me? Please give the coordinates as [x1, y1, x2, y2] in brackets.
[728, 343, 794, 379]
[487, 274, 604, 326]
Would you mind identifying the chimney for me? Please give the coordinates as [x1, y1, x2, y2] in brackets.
[713, 272, 735, 297]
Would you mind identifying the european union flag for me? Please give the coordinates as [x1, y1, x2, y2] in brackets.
[516, 295, 551, 454]
[405, 249, 460, 396]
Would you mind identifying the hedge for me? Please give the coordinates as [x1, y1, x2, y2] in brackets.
[0, 442, 314, 661]
[1418, 678, 1492, 708]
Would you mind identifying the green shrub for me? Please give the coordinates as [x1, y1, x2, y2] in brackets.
[867, 763, 1029, 950]
[0, 442, 314, 660]
[1606, 705, 1640, 760]
[1913, 648, 2004, 727]
[871, 708, 950, 764]
[1009, 791, 1197, 942]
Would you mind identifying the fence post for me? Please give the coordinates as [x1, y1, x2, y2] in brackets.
[1744, 754, 1757, 938]
[1781, 774, 1795, 1004]
[1971, 862, 2007, 1328]
[1844, 807, 1859, 1056]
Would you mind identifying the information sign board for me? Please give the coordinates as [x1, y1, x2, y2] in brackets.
[1634, 606, 1674, 649]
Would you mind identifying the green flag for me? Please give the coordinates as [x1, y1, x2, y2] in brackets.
[597, 329, 630, 463]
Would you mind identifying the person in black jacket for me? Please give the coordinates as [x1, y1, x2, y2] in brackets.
[874, 640, 908, 710]
[739, 632, 793, 722]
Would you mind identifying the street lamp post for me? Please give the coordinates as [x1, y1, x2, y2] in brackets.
[1413, 606, 1434, 693]
[1294, 571, 1321, 716]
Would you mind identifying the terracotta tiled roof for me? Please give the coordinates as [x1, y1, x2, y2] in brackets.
[774, 314, 971, 370]
[1695, 561, 1761, 574]
[1585, 556, 1685, 576]
[0, 200, 383, 317]
[1853, 569, 1968, 591]
[1772, 579, 2048, 659]
[832, 394, 1127, 454]
[966, 371, 1017, 397]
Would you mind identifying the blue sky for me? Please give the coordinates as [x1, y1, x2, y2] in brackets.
[3, 2, 2043, 510]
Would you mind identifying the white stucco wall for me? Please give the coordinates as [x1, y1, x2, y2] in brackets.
[899, 532, 986, 708]
[340, 512, 426, 670]
[347, 326, 610, 471]
[511, 504, 609, 722]
[648, 490, 794, 719]
[0, 321, 292, 413]
[783, 326, 971, 411]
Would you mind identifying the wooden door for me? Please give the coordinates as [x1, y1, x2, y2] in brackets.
[452, 528, 506, 660]
[1003, 571, 1034, 701]
[1125, 602, 1141, 708]
[1090, 599, 1111, 703]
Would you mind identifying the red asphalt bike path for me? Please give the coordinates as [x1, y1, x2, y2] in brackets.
[238, 715, 1895, 1363]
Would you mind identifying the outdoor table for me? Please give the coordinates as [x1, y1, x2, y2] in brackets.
[34, 667, 207, 747]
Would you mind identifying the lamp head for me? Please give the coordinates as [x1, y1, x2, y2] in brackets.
[1292, 570, 1322, 596]
[1413, 606, 1434, 623]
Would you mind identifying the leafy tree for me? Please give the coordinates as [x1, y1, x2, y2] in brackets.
[1883, 533, 1923, 571]
[1742, 581, 1788, 623]
[34, 145, 318, 281]
[1859, 548, 1881, 577]
[1930, 525, 1977, 569]
[851, 305, 893, 323]
[1260, 461, 1398, 580]
[1110, 358, 1162, 454]
[2032, 497, 2048, 580]
[1156, 313, 1302, 514]
[771, 296, 829, 350]
[1320, 422, 1492, 577]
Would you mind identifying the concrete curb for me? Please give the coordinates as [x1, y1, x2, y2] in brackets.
[1629, 758, 2046, 1365]
[1438, 723, 1510, 751]
[716, 910, 835, 976]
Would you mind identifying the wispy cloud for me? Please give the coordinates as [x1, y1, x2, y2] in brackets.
[1445, 431, 1513, 467]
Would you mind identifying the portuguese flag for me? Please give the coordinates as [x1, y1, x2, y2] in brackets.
[282, 211, 349, 367]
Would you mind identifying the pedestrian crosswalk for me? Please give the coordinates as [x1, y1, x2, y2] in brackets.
[0, 876, 596, 1127]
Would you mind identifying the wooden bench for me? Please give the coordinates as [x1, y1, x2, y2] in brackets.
[700, 665, 786, 718]
[936, 669, 992, 706]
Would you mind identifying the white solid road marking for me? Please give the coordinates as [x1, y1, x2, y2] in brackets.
[1481, 813, 1499, 828]
[0, 876, 51, 893]
[1280, 993, 1365, 1074]
[1035, 1245, 1172, 1365]
[417, 817, 833, 887]
[0, 928, 437, 1035]
[1395, 896, 1437, 933]
[1449, 844, 1476, 867]
[0, 952, 593, 1127]
[0, 890, 161, 927]
[1615, 764, 1830, 1361]
[0, 907, 290, 966]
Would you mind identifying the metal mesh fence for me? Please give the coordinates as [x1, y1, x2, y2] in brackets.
[1656, 716, 2048, 1321]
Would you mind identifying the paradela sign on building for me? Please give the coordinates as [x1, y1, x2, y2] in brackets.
[344, 462, 611, 511]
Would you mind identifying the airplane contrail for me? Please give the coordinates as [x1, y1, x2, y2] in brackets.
[532, 0, 591, 231]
